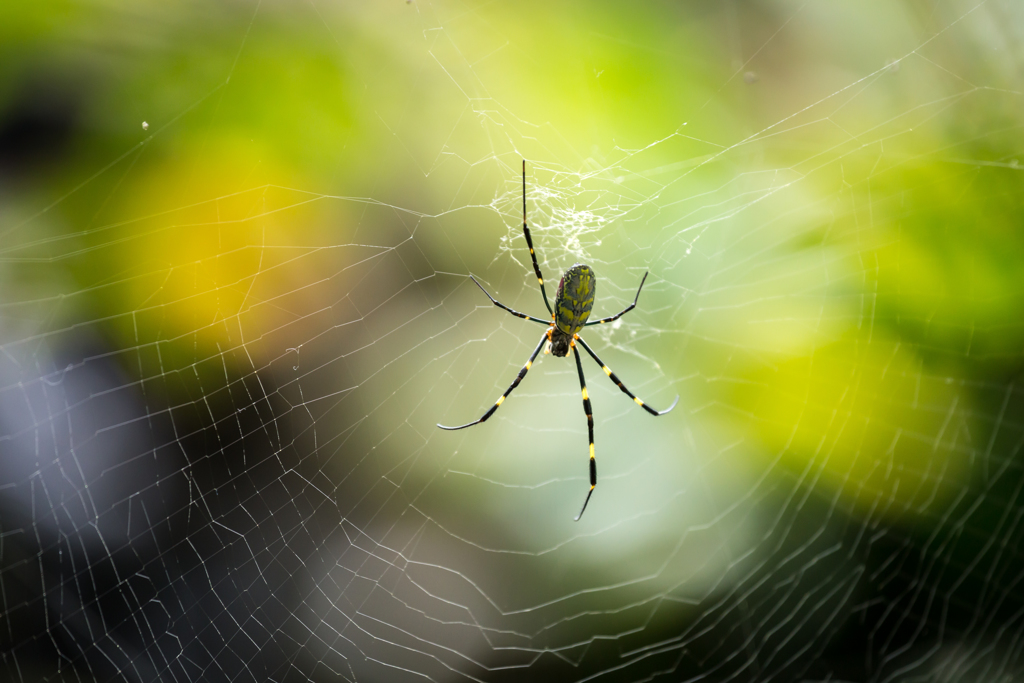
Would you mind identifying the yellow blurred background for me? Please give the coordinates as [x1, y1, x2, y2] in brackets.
[2, 1, 1024, 681]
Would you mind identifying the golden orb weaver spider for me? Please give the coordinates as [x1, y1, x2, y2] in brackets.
[438, 161, 679, 520]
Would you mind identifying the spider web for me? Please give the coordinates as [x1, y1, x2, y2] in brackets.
[3, 1, 1024, 681]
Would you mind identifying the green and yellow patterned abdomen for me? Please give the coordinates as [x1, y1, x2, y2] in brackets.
[555, 263, 596, 334]
[550, 263, 596, 356]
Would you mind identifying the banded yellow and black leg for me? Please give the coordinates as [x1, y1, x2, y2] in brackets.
[585, 271, 648, 327]
[437, 329, 551, 431]
[470, 276, 552, 326]
[576, 336, 679, 416]
[572, 343, 597, 521]
[522, 160, 553, 315]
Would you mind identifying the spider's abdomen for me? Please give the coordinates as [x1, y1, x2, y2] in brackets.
[554, 263, 596, 338]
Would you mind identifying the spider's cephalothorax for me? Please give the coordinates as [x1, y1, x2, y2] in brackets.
[550, 263, 596, 357]
[438, 160, 678, 521]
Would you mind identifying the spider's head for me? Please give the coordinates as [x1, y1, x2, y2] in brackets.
[550, 333, 571, 358]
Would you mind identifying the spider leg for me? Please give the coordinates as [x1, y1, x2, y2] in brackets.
[585, 271, 649, 326]
[470, 276, 552, 325]
[572, 343, 597, 521]
[576, 336, 679, 416]
[522, 160, 554, 316]
[438, 328, 551, 430]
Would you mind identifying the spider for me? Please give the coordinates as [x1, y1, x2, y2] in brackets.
[438, 161, 678, 520]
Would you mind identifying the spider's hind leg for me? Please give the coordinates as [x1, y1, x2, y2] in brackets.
[470, 275, 551, 325]
[522, 160, 553, 315]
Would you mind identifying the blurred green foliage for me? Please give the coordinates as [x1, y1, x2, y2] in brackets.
[3, 0, 1023, 524]
[3, 1, 1024, 678]
[3, 0, 1023, 518]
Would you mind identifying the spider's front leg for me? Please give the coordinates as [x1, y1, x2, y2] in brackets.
[437, 327, 552, 430]
[576, 336, 679, 416]
[572, 341, 597, 521]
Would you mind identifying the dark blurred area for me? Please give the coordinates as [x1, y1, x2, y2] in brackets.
[3, 1, 1024, 682]
[0, 79, 80, 177]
